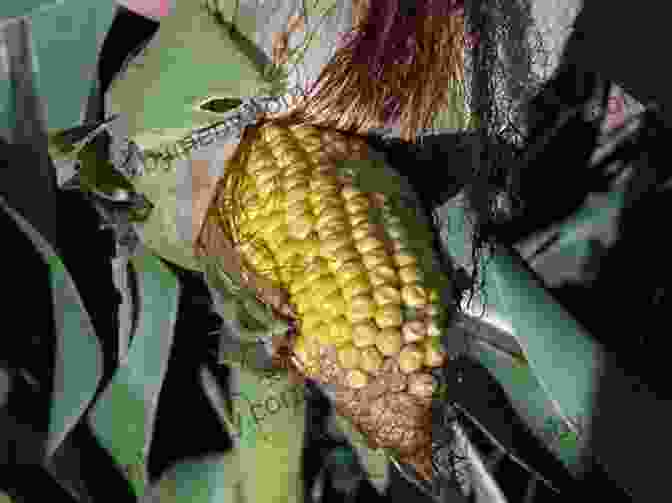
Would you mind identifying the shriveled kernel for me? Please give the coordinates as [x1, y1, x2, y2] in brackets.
[407, 373, 437, 398]
[398, 344, 425, 374]
[399, 265, 423, 284]
[424, 339, 447, 368]
[347, 294, 377, 323]
[337, 343, 361, 369]
[374, 304, 403, 329]
[360, 346, 384, 373]
[375, 328, 403, 356]
[402, 320, 427, 343]
[345, 369, 369, 389]
[355, 237, 385, 255]
[373, 286, 402, 306]
[352, 320, 379, 348]
[394, 251, 417, 268]
[401, 284, 428, 308]
[342, 277, 372, 300]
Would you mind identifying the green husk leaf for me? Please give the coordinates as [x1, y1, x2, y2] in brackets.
[77, 141, 135, 199]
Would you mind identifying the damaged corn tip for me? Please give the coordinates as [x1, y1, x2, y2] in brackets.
[221, 122, 451, 381]
[402, 320, 427, 343]
[407, 373, 438, 398]
[359, 346, 384, 373]
[424, 338, 447, 368]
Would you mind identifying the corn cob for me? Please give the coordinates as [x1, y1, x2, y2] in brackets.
[205, 121, 454, 481]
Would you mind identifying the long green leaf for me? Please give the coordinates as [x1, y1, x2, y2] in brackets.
[0, 195, 104, 460]
[89, 246, 180, 498]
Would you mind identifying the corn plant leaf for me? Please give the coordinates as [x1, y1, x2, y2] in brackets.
[485, 246, 604, 435]
[467, 336, 587, 475]
[89, 246, 180, 498]
[0, 195, 103, 460]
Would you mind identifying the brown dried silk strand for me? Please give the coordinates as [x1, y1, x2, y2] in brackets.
[277, 5, 465, 142]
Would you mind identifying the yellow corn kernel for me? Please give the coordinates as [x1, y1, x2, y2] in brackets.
[344, 369, 369, 389]
[312, 194, 342, 215]
[318, 221, 349, 240]
[315, 207, 348, 231]
[401, 284, 428, 308]
[334, 262, 368, 286]
[284, 161, 311, 177]
[341, 276, 372, 300]
[255, 164, 283, 187]
[337, 344, 361, 369]
[352, 320, 379, 348]
[347, 294, 377, 323]
[368, 265, 399, 287]
[311, 276, 340, 304]
[287, 212, 315, 239]
[349, 211, 369, 228]
[359, 346, 383, 373]
[315, 322, 333, 345]
[373, 285, 402, 307]
[321, 232, 354, 257]
[362, 249, 393, 270]
[301, 310, 324, 332]
[374, 304, 403, 329]
[282, 172, 311, 191]
[285, 185, 311, 207]
[293, 289, 314, 314]
[355, 236, 385, 255]
[330, 316, 353, 347]
[322, 291, 347, 319]
[327, 246, 360, 271]
[399, 265, 422, 284]
[394, 251, 417, 268]
[352, 222, 378, 241]
[398, 344, 425, 374]
[375, 328, 402, 356]
[276, 149, 305, 168]
[345, 196, 371, 214]
[286, 200, 312, 220]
